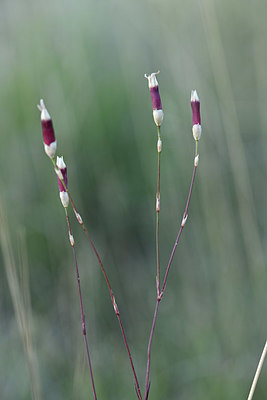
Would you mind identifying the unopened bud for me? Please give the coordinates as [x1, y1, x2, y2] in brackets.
[112, 297, 119, 315]
[145, 71, 164, 127]
[192, 124, 202, 141]
[181, 214, 188, 227]
[157, 138, 162, 153]
[191, 90, 202, 141]
[74, 210, 83, 225]
[69, 233, 75, 246]
[37, 99, 57, 159]
[194, 154, 199, 166]
[56, 156, 69, 208]
[59, 191, 69, 208]
[156, 194, 160, 212]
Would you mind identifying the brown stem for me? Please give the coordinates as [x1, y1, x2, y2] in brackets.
[144, 299, 160, 399]
[65, 209, 97, 400]
[80, 225, 142, 400]
[52, 159, 142, 400]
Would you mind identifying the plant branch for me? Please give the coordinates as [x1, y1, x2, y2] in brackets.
[144, 141, 199, 400]
[64, 208, 97, 400]
[52, 158, 142, 400]
[156, 126, 162, 297]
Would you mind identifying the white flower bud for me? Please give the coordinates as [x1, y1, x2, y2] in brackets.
[44, 142, 57, 159]
[60, 191, 69, 208]
[74, 210, 83, 224]
[191, 90, 200, 102]
[157, 138, 162, 153]
[181, 214, 188, 227]
[192, 124, 202, 141]
[37, 99, 51, 121]
[144, 71, 160, 88]
[69, 233, 75, 246]
[153, 109, 164, 127]
[56, 156, 66, 170]
[156, 194, 160, 212]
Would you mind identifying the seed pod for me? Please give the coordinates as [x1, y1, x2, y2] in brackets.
[191, 90, 202, 141]
[37, 99, 57, 158]
[145, 71, 164, 127]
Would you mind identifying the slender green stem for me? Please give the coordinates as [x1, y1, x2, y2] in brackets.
[64, 207, 97, 400]
[156, 126, 161, 296]
[144, 141, 199, 400]
[160, 141, 198, 297]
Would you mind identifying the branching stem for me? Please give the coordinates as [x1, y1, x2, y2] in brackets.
[144, 141, 199, 400]
[52, 158, 142, 400]
[64, 208, 97, 400]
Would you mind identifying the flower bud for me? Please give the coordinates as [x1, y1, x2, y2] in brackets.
[181, 214, 188, 227]
[56, 156, 69, 208]
[37, 99, 57, 158]
[191, 90, 202, 141]
[74, 210, 83, 225]
[69, 233, 75, 247]
[156, 194, 160, 212]
[145, 71, 164, 127]
[157, 138, 162, 153]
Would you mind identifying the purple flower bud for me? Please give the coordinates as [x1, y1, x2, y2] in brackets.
[56, 156, 69, 208]
[37, 99, 57, 158]
[191, 90, 202, 140]
[145, 71, 164, 127]
[56, 156, 68, 191]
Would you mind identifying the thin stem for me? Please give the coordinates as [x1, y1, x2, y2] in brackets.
[144, 141, 199, 400]
[156, 126, 161, 296]
[144, 299, 160, 399]
[52, 158, 142, 400]
[160, 141, 198, 297]
[74, 214, 142, 400]
[64, 208, 97, 400]
[247, 340, 267, 400]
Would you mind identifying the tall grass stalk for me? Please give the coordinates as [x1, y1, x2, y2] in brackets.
[0, 199, 42, 400]
[200, 0, 265, 274]
[247, 340, 267, 400]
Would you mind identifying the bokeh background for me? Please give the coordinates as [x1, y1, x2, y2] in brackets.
[0, 0, 266, 399]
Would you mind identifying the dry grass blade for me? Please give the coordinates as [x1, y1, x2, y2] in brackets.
[0, 199, 42, 400]
[247, 341, 267, 400]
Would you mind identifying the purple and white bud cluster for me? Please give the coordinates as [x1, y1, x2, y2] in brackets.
[145, 71, 164, 127]
[37, 99, 57, 159]
[38, 100, 71, 208]
[191, 90, 201, 141]
[56, 156, 69, 208]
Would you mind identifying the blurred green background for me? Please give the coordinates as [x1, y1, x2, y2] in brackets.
[0, 0, 266, 399]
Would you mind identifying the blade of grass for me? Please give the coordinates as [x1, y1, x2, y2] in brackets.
[0, 199, 42, 400]
[247, 340, 267, 400]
